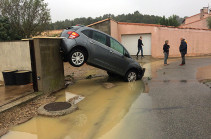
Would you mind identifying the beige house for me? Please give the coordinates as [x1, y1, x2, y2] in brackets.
[181, 7, 211, 29]
[88, 18, 211, 58]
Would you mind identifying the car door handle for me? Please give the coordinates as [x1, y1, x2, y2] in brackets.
[90, 41, 94, 44]
[110, 50, 113, 53]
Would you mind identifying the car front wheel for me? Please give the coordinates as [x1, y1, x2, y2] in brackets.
[125, 70, 137, 82]
[69, 49, 86, 67]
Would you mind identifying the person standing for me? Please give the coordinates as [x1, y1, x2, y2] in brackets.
[179, 38, 187, 66]
[136, 36, 144, 58]
[163, 40, 170, 66]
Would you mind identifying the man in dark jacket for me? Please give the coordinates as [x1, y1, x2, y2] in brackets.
[136, 36, 144, 58]
[163, 40, 170, 65]
[179, 38, 187, 66]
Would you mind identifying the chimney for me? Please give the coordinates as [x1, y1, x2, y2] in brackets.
[200, 7, 209, 19]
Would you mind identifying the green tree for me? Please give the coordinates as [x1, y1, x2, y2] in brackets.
[159, 16, 169, 26]
[168, 15, 180, 27]
[0, 15, 20, 40]
[47, 11, 184, 30]
[159, 15, 180, 27]
[207, 17, 211, 29]
[0, 0, 51, 39]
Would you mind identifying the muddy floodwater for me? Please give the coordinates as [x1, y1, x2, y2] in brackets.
[2, 77, 145, 139]
[197, 65, 211, 81]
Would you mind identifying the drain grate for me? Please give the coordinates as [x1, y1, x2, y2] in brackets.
[44, 102, 71, 111]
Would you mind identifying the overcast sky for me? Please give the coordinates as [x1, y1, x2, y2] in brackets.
[45, 0, 211, 22]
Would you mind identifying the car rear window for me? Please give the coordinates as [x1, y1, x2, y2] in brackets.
[92, 31, 107, 45]
[81, 29, 91, 38]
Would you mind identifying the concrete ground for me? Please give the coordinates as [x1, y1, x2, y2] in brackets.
[1, 56, 211, 139]
[0, 84, 33, 107]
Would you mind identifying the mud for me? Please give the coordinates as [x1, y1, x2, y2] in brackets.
[2, 77, 144, 139]
[0, 94, 56, 137]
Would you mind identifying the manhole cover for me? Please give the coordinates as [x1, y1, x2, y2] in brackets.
[38, 101, 78, 116]
[44, 102, 71, 111]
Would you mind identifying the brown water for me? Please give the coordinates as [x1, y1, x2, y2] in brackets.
[196, 65, 211, 81]
[2, 77, 145, 139]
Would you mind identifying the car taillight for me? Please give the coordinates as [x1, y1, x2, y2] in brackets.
[67, 31, 79, 39]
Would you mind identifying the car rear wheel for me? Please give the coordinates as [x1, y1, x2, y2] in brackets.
[125, 70, 137, 82]
[69, 49, 86, 67]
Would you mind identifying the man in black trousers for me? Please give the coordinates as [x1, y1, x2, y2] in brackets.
[136, 36, 144, 58]
[179, 38, 187, 66]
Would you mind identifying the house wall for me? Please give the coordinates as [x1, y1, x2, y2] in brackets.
[0, 41, 31, 81]
[117, 23, 211, 58]
[110, 20, 119, 40]
[89, 20, 111, 35]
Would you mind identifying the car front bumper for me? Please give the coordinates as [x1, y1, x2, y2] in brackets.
[138, 68, 145, 79]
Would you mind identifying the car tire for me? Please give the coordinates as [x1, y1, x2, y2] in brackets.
[124, 70, 138, 82]
[69, 49, 86, 67]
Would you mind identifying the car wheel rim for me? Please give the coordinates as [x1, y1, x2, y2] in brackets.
[128, 72, 136, 82]
[72, 52, 84, 65]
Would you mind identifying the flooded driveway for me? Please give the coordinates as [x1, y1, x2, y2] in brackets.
[2, 56, 211, 139]
[2, 77, 145, 139]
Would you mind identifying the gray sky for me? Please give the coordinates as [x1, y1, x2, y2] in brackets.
[45, 0, 211, 22]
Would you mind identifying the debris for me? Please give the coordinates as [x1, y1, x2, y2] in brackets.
[65, 92, 85, 104]
[65, 81, 74, 87]
[147, 77, 152, 80]
[102, 82, 116, 89]
[86, 75, 93, 79]
[65, 75, 74, 81]
[65, 75, 75, 87]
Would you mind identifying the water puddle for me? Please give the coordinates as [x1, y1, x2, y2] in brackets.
[196, 65, 211, 82]
[2, 77, 145, 139]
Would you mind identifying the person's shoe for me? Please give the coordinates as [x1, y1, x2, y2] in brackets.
[179, 64, 184, 66]
[164, 64, 167, 66]
[141, 55, 144, 58]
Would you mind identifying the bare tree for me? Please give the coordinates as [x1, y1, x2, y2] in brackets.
[0, 0, 51, 39]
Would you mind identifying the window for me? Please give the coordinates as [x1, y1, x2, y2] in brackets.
[110, 38, 124, 54]
[92, 31, 106, 45]
[81, 30, 91, 38]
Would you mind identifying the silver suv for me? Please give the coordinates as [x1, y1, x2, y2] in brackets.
[60, 25, 145, 82]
